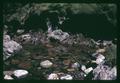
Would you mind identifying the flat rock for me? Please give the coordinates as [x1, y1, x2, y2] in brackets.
[60, 74, 73, 80]
[47, 73, 59, 80]
[4, 75, 14, 80]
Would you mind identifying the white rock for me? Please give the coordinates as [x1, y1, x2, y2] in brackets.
[4, 75, 14, 80]
[72, 62, 80, 68]
[40, 60, 53, 68]
[13, 70, 28, 78]
[84, 67, 93, 74]
[60, 74, 73, 80]
[81, 65, 86, 71]
[47, 73, 59, 80]
[97, 54, 105, 60]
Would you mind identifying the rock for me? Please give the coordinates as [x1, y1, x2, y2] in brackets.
[93, 65, 117, 80]
[40, 60, 53, 68]
[21, 34, 31, 41]
[67, 68, 75, 72]
[81, 65, 86, 71]
[97, 54, 105, 60]
[71, 62, 80, 68]
[84, 67, 93, 74]
[60, 74, 73, 80]
[47, 73, 59, 80]
[96, 49, 106, 53]
[48, 29, 69, 42]
[3, 35, 22, 60]
[4, 75, 14, 80]
[13, 70, 28, 78]
[17, 29, 24, 34]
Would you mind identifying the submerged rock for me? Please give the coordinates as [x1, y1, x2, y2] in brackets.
[13, 70, 29, 78]
[3, 35, 22, 60]
[40, 60, 53, 68]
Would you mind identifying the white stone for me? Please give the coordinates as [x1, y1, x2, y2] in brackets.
[97, 54, 105, 60]
[84, 67, 93, 74]
[40, 60, 53, 68]
[60, 74, 73, 80]
[81, 65, 86, 71]
[47, 73, 59, 80]
[96, 58, 104, 64]
[13, 70, 28, 78]
[4, 75, 14, 80]
[71, 62, 80, 68]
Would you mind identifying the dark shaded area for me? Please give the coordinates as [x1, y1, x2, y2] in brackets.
[61, 13, 117, 40]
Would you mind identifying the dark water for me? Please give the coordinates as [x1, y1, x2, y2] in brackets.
[61, 13, 117, 40]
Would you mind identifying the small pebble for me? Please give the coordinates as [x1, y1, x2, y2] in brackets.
[40, 60, 53, 68]
[13, 70, 28, 78]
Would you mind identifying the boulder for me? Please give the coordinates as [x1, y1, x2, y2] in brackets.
[3, 35, 22, 60]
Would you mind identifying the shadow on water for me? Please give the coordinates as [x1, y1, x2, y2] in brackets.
[61, 13, 117, 40]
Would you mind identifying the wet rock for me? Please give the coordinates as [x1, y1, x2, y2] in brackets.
[17, 29, 24, 34]
[84, 67, 93, 74]
[93, 65, 117, 80]
[47, 73, 59, 80]
[60, 74, 73, 80]
[40, 60, 53, 68]
[4, 75, 14, 80]
[81, 65, 86, 71]
[71, 62, 80, 69]
[3, 35, 22, 60]
[48, 29, 69, 42]
[4, 71, 13, 76]
[21, 34, 31, 41]
[96, 48, 106, 53]
[13, 70, 28, 78]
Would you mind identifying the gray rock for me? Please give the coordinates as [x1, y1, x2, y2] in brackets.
[40, 60, 53, 68]
[48, 29, 69, 42]
[93, 65, 117, 80]
[3, 35, 22, 60]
